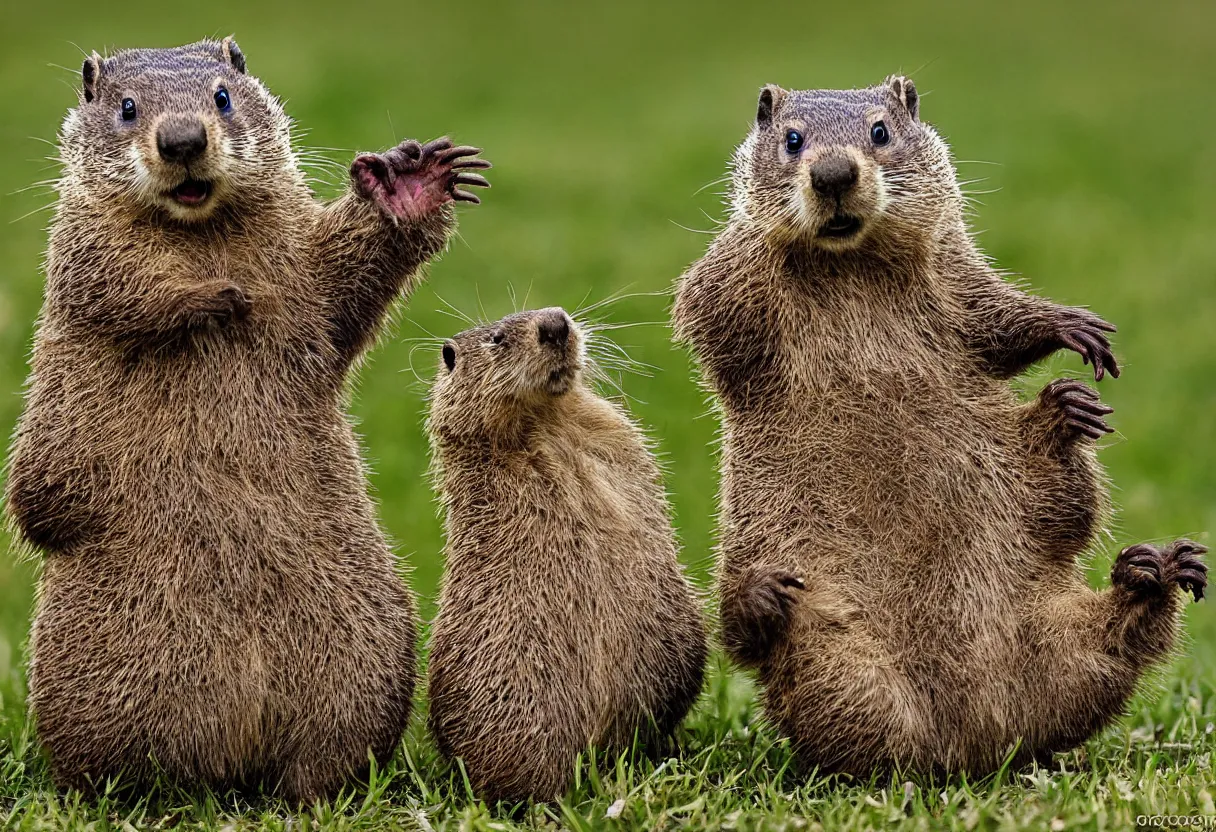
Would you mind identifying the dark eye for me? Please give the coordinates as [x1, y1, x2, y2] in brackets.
[121, 98, 137, 121]
[785, 130, 804, 154]
[442, 344, 456, 372]
[491, 330, 506, 346]
[214, 87, 231, 112]
[870, 121, 890, 146]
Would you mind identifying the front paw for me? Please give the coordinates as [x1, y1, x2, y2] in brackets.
[1054, 307, 1119, 381]
[185, 283, 251, 329]
[350, 137, 491, 222]
[1113, 540, 1208, 602]
[723, 564, 806, 663]
[1036, 379, 1114, 441]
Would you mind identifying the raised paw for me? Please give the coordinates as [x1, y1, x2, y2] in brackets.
[1037, 379, 1114, 441]
[1164, 539, 1208, 602]
[1054, 307, 1119, 381]
[1113, 540, 1208, 602]
[350, 136, 490, 222]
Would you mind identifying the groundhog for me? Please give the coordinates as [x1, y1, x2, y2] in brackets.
[671, 76, 1206, 775]
[2, 39, 489, 801]
[424, 307, 707, 803]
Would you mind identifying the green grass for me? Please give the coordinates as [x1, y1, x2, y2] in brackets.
[1, 0, 1214, 828]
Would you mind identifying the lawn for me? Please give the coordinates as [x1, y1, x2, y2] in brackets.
[1, 0, 1214, 829]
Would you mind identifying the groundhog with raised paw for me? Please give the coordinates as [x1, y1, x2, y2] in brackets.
[3, 38, 488, 801]
[672, 76, 1205, 774]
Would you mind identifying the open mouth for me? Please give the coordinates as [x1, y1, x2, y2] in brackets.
[817, 214, 863, 239]
[169, 179, 212, 207]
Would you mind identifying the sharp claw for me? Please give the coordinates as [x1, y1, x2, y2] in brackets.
[1058, 333, 1082, 353]
[420, 137, 453, 155]
[1057, 390, 1097, 407]
[437, 145, 484, 161]
[1175, 572, 1207, 601]
[451, 158, 493, 170]
[451, 189, 481, 204]
[1067, 411, 1114, 432]
[453, 173, 491, 188]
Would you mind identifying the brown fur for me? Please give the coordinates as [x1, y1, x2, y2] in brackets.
[425, 308, 707, 803]
[3, 39, 488, 802]
[672, 77, 1206, 775]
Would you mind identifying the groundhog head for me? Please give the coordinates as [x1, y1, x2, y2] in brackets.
[61, 38, 294, 222]
[733, 76, 957, 253]
[429, 307, 586, 445]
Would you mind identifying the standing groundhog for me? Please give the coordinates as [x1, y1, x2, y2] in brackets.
[425, 307, 707, 803]
[3, 39, 488, 801]
[672, 77, 1206, 774]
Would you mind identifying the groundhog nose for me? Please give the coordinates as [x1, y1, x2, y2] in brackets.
[810, 155, 859, 200]
[157, 118, 209, 164]
[537, 311, 571, 348]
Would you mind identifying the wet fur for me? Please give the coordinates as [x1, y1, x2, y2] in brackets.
[425, 309, 708, 802]
[672, 77, 1204, 774]
[3, 40, 468, 802]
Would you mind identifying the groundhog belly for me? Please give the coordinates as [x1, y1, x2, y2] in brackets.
[29, 354, 411, 778]
[731, 367, 1033, 726]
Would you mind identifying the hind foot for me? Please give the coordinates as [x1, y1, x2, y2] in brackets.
[1036, 379, 1114, 441]
[1113, 540, 1208, 602]
[351, 137, 490, 223]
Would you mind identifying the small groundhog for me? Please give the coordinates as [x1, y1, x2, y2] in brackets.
[3, 39, 488, 801]
[425, 307, 708, 803]
[672, 76, 1206, 774]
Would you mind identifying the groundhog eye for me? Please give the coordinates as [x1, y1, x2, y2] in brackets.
[121, 98, 137, 121]
[784, 130, 804, 154]
[442, 344, 456, 372]
[870, 121, 891, 146]
[214, 87, 232, 112]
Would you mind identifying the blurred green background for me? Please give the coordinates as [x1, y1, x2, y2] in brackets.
[0, 0, 1213, 746]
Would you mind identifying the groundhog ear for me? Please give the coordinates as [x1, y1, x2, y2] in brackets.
[222, 37, 247, 74]
[886, 75, 919, 120]
[757, 84, 786, 127]
[442, 343, 457, 373]
[81, 53, 102, 103]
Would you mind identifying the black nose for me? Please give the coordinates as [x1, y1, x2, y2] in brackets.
[157, 118, 208, 164]
[810, 155, 859, 200]
[537, 311, 570, 348]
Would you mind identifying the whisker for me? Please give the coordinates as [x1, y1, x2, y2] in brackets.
[574, 288, 669, 321]
[670, 219, 716, 235]
[693, 175, 731, 196]
[9, 202, 57, 224]
[432, 292, 478, 326]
